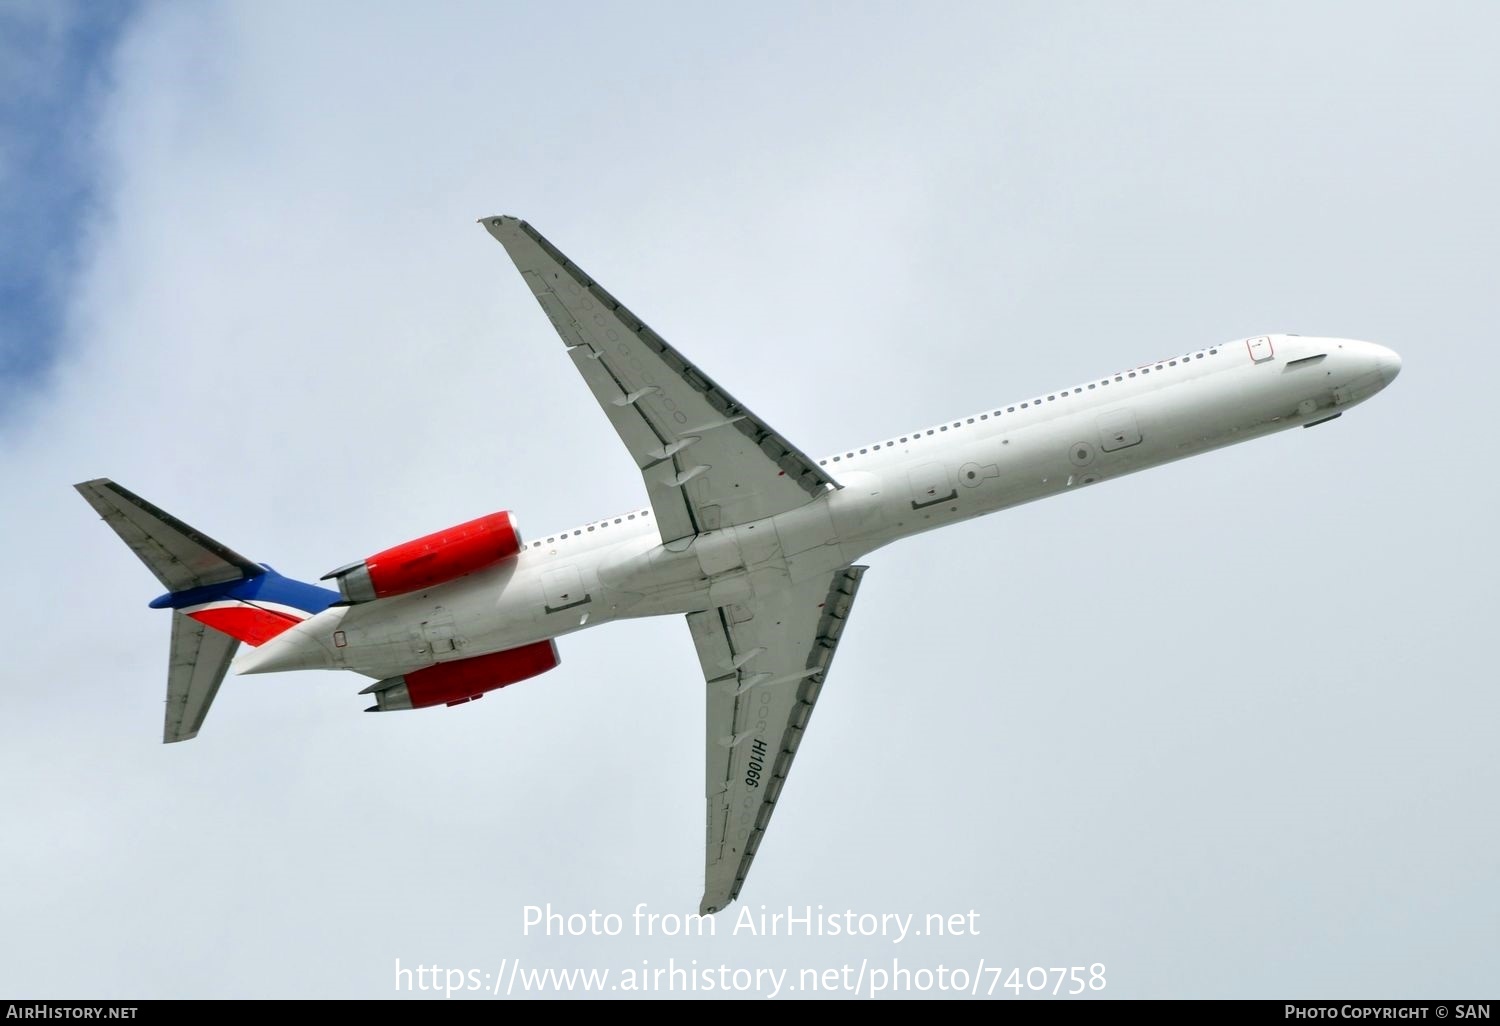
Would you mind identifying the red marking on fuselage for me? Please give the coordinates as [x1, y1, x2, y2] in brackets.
[189, 605, 302, 647]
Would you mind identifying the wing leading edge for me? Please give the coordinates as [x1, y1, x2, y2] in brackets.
[687, 564, 867, 914]
[480, 216, 838, 542]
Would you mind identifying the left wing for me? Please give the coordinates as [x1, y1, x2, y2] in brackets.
[481, 216, 839, 543]
[686, 565, 867, 914]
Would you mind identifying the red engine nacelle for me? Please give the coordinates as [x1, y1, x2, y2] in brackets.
[362, 640, 560, 711]
[323, 510, 521, 603]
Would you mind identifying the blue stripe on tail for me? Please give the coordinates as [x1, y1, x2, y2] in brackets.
[149, 565, 340, 613]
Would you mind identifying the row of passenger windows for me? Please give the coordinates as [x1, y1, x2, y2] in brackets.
[530, 507, 653, 548]
[527, 346, 1227, 542]
[816, 347, 1221, 464]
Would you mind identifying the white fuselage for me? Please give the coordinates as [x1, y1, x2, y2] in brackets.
[242, 334, 1400, 680]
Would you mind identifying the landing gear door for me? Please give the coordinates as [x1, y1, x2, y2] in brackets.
[1097, 409, 1142, 452]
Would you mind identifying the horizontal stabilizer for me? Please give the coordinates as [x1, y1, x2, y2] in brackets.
[75, 478, 262, 592]
[166, 611, 239, 743]
[76, 478, 282, 743]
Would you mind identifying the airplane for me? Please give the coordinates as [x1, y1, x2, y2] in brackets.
[77, 216, 1402, 915]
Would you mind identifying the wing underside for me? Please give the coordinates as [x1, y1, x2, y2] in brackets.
[480, 217, 865, 910]
[481, 216, 838, 541]
[687, 565, 867, 914]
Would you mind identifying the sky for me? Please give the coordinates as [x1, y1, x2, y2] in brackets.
[1, 0, 1497, 1000]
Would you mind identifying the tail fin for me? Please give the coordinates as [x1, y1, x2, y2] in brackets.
[75, 479, 338, 742]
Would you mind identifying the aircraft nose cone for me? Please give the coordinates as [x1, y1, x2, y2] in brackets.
[1377, 345, 1402, 386]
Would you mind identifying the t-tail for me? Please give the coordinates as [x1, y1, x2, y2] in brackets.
[75, 479, 338, 743]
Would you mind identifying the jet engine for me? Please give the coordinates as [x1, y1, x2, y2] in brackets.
[361, 639, 560, 711]
[322, 511, 521, 603]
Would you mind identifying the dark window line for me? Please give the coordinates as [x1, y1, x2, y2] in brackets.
[815, 346, 1223, 467]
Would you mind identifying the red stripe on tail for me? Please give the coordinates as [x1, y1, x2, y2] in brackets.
[189, 605, 302, 647]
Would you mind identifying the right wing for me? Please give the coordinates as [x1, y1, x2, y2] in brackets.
[686, 564, 867, 914]
[481, 216, 838, 543]
[165, 611, 239, 743]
